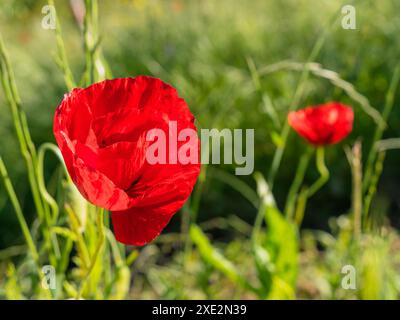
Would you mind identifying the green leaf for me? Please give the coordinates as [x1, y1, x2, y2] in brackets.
[263, 205, 299, 289]
[190, 224, 257, 293]
[253, 244, 274, 293]
[254, 173, 299, 298]
[268, 276, 296, 299]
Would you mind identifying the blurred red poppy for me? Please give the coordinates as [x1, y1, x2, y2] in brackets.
[54, 76, 200, 245]
[288, 102, 354, 146]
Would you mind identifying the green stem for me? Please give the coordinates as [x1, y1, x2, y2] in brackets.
[76, 207, 105, 299]
[307, 147, 329, 197]
[293, 187, 308, 227]
[0, 34, 46, 220]
[284, 147, 313, 221]
[0, 157, 39, 264]
[48, 0, 76, 90]
[65, 204, 91, 268]
[293, 147, 329, 226]
[0, 33, 58, 267]
[252, 202, 266, 246]
[251, 172, 275, 245]
[364, 151, 385, 229]
[190, 165, 207, 224]
[37, 143, 63, 225]
[37, 143, 64, 265]
[183, 165, 207, 264]
[82, 0, 107, 85]
[363, 64, 400, 191]
[351, 144, 363, 237]
[210, 167, 259, 208]
[83, 0, 95, 85]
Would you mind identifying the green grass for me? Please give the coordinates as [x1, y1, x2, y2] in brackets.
[0, 0, 400, 300]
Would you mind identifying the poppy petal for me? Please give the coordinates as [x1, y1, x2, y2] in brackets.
[111, 206, 177, 246]
[288, 102, 353, 145]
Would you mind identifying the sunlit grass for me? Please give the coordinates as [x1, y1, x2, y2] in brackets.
[0, 0, 400, 300]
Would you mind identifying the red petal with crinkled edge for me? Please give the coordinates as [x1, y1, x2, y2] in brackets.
[288, 102, 354, 146]
[111, 164, 199, 246]
[53, 76, 200, 245]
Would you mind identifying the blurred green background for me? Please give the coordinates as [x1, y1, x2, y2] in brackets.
[0, 0, 400, 299]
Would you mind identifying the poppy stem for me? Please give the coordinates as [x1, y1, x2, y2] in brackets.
[284, 147, 313, 221]
[307, 147, 329, 198]
[293, 147, 329, 227]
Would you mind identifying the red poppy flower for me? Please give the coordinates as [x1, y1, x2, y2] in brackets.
[288, 102, 354, 145]
[53, 76, 200, 245]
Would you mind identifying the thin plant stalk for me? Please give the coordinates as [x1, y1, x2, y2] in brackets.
[0, 157, 39, 264]
[0, 33, 59, 265]
[83, 0, 96, 85]
[345, 142, 363, 237]
[293, 147, 330, 226]
[210, 167, 259, 208]
[76, 208, 105, 299]
[184, 165, 207, 264]
[82, 0, 108, 85]
[37, 143, 65, 224]
[247, 57, 281, 130]
[48, 0, 76, 90]
[364, 151, 385, 230]
[351, 143, 363, 237]
[363, 64, 400, 191]
[190, 165, 208, 224]
[0, 34, 46, 220]
[307, 147, 329, 197]
[284, 147, 313, 221]
[293, 187, 308, 227]
[251, 172, 275, 245]
[65, 204, 91, 269]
